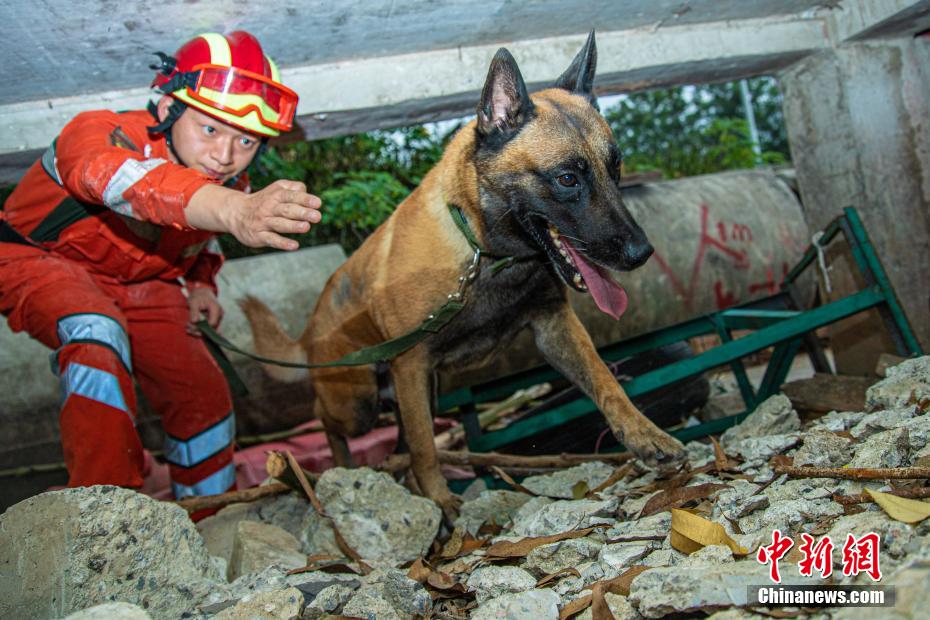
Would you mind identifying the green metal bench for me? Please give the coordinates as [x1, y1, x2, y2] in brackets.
[437, 207, 923, 452]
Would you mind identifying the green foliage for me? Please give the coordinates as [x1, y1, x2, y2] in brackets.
[605, 76, 789, 179]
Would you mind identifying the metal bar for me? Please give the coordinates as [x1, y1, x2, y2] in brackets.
[754, 338, 803, 407]
[784, 282, 833, 374]
[711, 314, 756, 408]
[843, 207, 923, 356]
[719, 309, 800, 330]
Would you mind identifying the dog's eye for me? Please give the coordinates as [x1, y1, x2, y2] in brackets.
[557, 173, 579, 188]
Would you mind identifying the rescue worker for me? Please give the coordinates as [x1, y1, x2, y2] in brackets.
[0, 31, 320, 504]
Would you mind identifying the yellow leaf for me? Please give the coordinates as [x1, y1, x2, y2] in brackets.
[572, 480, 590, 500]
[670, 508, 749, 555]
[865, 489, 930, 523]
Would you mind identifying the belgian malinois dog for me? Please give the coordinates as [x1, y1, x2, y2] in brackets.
[241, 32, 686, 518]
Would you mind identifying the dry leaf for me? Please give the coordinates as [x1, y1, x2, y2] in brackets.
[639, 483, 729, 518]
[866, 488, 930, 523]
[669, 508, 748, 555]
[536, 567, 582, 588]
[441, 527, 465, 558]
[406, 557, 431, 583]
[486, 525, 606, 558]
[425, 571, 470, 600]
[769, 454, 794, 469]
[710, 436, 739, 472]
[560, 566, 649, 620]
[490, 465, 536, 495]
[587, 464, 634, 497]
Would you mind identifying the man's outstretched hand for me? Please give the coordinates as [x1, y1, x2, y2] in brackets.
[186, 180, 322, 251]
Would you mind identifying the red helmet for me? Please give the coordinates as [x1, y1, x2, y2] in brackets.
[151, 31, 298, 137]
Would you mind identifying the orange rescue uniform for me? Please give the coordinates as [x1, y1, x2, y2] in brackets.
[0, 109, 242, 499]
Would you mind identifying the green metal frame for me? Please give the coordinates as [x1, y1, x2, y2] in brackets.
[438, 207, 922, 453]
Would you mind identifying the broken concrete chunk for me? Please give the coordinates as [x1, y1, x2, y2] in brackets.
[196, 501, 266, 565]
[847, 427, 910, 468]
[454, 489, 531, 536]
[300, 583, 356, 619]
[0, 486, 220, 620]
[521, 461, 617, 498]
[510, 497, 618, 537]
[523, 536, 604, 576]
[359, 568, 433, 618]
[467, 565, 537, 603]
[628, 561, 818, 617]
[598, 542, 657, 571]
[311, 468, 441, 566]
[213, 587, 303, 620]
[850, 407, 917, 439]
[63, 602, 153, 619]
[808, 409, 869, 432]
[726, 433, 799, 461]
[227, 520, 306, 581]
[678, 544, 734, 566]
[793, 428, 854, 467]
[470, 588, 561, 620]
[720, 394, 800, 449]
[866, 355, 930, 410]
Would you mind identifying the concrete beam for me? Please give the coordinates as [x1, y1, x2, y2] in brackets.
[829, 0, 930, 42]
[0, 16, 826, 163]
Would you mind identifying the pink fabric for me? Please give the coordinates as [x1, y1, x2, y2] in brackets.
[138, 418, 464, 500]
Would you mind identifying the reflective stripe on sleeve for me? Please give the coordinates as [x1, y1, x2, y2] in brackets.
[101, 158, 168, 217]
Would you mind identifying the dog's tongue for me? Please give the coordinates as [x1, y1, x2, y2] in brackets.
[561, 240, 629, 320]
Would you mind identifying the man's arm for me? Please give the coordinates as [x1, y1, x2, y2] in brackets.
[54, 111, 321, 250]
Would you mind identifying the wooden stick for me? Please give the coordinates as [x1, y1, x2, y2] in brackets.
[380, 449, 632, 473]
[833, 487, 930, 505]
[774, 465, 930, 480]
[173, 482, 290, 513]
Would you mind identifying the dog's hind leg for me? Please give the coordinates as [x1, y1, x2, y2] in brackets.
[390, 350, 460, 520]
[325, 431, 355, 467]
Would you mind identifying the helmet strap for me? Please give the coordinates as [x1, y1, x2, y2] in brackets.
[147, 99, 193, 167]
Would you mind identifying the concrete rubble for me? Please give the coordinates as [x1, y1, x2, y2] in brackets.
[3, 356, 930, 618]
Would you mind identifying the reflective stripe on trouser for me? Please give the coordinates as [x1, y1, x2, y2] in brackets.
[165, 411, 237, 498]
[56, 340, 144, 488]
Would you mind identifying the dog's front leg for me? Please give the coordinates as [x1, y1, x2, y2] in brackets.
[530, 305, 686, 469]
[391, 349, 461, 520]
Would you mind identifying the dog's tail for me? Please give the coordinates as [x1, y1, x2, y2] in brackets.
[237, 295, 309, 384]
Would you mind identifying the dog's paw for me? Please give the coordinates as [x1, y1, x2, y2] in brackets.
[620, 426, 686, 472]
[437, 492, 463, 526]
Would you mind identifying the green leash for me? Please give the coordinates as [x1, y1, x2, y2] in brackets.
[198, 205, 513, 391]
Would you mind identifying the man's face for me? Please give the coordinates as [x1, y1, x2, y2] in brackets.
[158, 96, 261, 183]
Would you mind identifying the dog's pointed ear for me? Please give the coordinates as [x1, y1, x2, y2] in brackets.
[476, 48, 534, 142]
[554, 30, 598, 106]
